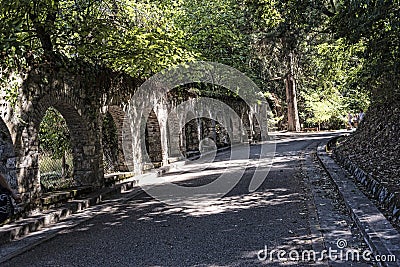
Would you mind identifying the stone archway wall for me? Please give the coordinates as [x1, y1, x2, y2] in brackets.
[15, 92, 103, 198]
[0, 59, 270, 204]
[164, 96, 257, 155]
[0, 61, 138, 201]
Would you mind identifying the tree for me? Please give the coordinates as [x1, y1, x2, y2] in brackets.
[170, 0, 257, 83]
[243, 0, 337, 131]
[331, 0, 400, 102]
[0, 0, 196, 78]
[300, 37, 369, 129]
[0, 0, 386, 135]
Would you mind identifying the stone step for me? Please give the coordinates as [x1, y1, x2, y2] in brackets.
[40, 186, 93, 208]
[0, 177, 139, 245]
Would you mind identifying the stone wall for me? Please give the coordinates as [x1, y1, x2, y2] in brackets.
[0, 59, 270, 206]
[0, 62, 137, 204]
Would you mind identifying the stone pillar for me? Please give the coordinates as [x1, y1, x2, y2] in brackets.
[156, 105, 170, 166]
[166, 115, 182, 161]
[259, 102, 270, 141]
[107, 106, 129, 172]
[197, 117, 202, 144]
[230, 117, 242, 144]
[211, 119, 217, 142]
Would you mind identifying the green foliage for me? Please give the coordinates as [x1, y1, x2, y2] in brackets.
[79, 0, 197, 77]
[0, 0, 395, 132]
[0, 73, 22, 107]
[332, 0, 400, 101]
[39, 107, 71, 159]
[0, 0, 196, 78]
[172, 0, 253, 75]
[300, 38, 370, 128]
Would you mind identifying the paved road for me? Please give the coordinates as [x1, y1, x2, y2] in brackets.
[1, 132, 371, 266]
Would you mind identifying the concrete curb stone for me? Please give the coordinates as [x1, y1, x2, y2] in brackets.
[333, 151, 400, 222]
[317, 140, 400, 267]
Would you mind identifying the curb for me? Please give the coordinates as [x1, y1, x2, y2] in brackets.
[316, 140, 400, 266]
[333, 152, 400, 223]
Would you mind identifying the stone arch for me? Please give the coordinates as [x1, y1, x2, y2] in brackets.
[0, 118, 17, 189]
[38, 107, 74, 192]
[16, 94, 103, 195]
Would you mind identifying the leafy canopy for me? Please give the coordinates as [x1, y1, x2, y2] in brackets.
[0, 0, 196, 78]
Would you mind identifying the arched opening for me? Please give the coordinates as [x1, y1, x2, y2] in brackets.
[0, 118, 17, 188]
[144, 109, 163, 167]
[38, 107, 74, 192]
[102, 112, 119, 174]
[31, 97, 102, 192]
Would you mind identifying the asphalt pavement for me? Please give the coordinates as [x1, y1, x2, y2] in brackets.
[0, 132, 389, 266]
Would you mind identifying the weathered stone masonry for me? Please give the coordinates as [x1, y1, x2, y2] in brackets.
[0, 60, 269, 206]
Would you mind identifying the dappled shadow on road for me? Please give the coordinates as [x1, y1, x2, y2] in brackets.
[2, 135, 338, 267]
[53, 149, 314, 266]
[130, 189, 300, 218]
[101, 194, 312, 266]
[61, 186, 313, 266]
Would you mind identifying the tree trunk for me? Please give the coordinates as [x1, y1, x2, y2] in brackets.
[285, 52, 301, 132]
